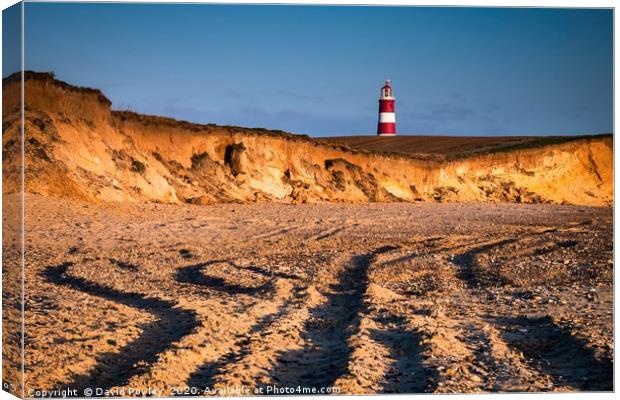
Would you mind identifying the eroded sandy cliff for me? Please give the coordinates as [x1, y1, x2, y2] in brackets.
[2, 72, 613, 206]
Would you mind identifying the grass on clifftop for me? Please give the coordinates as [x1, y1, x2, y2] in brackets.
[447, 133, 612, 160]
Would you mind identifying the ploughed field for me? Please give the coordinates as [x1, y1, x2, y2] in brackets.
[12, 194, 613, 395]
[319, 135, 593, 158]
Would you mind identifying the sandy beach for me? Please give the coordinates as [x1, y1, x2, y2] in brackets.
[4, 193, 611, 395]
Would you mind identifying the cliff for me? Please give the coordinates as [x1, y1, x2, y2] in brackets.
[2, 72, 613, 206]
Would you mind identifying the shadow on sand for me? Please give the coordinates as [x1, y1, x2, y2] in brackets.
[42, 262, 199, 395]
[185, 297, 297, 393]
[368, 313, 432, 393]
[176, 260, 274, 295]
[451, 239, 516, 289]
[496, 315, 613, 391]
[262, 245, 399, 391]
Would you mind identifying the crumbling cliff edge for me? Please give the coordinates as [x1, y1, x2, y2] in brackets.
[2, 72, 613, 206]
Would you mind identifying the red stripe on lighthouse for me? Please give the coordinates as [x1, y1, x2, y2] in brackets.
[379, 100, 395, 113]
[378, 123, 396, 134]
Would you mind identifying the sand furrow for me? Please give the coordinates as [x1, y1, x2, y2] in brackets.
[41, 262, 200, 395]
[240, 247, 400, 393]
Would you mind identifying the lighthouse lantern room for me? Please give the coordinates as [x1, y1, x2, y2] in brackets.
[377, 80, 397, 136]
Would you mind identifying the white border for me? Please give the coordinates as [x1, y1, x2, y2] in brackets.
[0, 2, 616, 400]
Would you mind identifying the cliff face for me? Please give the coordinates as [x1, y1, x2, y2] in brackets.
[2, 73, 613, 206]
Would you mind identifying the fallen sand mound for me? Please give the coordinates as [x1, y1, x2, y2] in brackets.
[2, 72, 613, 206]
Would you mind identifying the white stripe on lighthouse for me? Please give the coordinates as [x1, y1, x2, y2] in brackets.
[379, 112, 396, 123]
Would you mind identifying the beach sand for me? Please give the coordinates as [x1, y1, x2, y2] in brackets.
[3, 193, 612, 395]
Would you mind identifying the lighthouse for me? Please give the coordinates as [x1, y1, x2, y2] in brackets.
[377, 80, 396, 136]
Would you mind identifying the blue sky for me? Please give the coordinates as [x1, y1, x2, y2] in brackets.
[2, 2, 20, 76]
[8, 3, 615, 136]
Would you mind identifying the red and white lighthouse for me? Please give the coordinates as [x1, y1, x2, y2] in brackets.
[377, 80, 396, 136]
